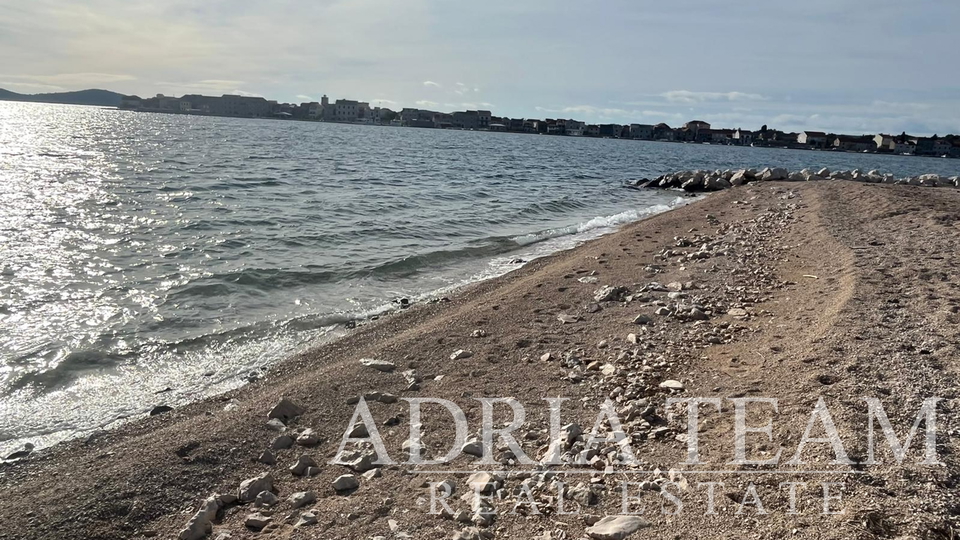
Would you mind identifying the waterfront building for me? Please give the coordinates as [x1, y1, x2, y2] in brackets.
[799, 131, 829, 148]
[653, 123, 676, 141]
[732, 128, 753, 145]
[629, 124, 655, 140]
[833, 135, 876, 152]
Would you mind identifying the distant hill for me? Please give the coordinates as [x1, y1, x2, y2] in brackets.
[0, 88, 125, 107]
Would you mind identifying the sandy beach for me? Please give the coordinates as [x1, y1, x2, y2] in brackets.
[2, 180, 958, 540]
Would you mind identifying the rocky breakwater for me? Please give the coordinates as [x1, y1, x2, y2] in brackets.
[633, 167, 960, 192]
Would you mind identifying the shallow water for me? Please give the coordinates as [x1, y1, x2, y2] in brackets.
[1, 102, 956, 455]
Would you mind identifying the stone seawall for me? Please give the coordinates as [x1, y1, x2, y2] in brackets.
[633, 167, 960, 192]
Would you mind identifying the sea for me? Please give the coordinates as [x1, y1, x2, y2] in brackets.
[1, 101, 957, 457]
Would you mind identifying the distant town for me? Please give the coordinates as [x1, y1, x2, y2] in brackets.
[119, 92, 960, 158]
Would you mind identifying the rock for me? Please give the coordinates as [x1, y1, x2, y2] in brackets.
[450, 349, 473, 360]
[150, 405, 174, 416]
[586, 516, 652, 539]
[471, 329, 486, 338]
[467, 472, 501, 494]
[333, 474, 360, 492]
[343, 452, 378, 472]
[453, 527, 493, 540]
[238, 473, 274, 503]
[360, 358, 396, 372]
[760, 167, 788, 181]
[255, 490, 278, 507]
[268, 398, 305, 422]
[296, 512, 318, 527]
[567, 484, 597, 506]
[627, 333, 638, 344]
[4, 442, 34, 461]
[817, 167, 831, 178]
[654, 307, 672, 317]
[594, 285, 627, 302]
[660, 380, 685, 390]
[632, 314, 652, 325]
[362, 468, 382, 480]
[540, 352, 553, 362]
[265, 418, 286, 432]
[688, 308, 708, 321]
[290, 455, 318, 476]
[558, 313, 580, 324]
[289, 491, 317, 509]
[681, 177, 703, 191]
[728, 307, 748, 317]
[601, 364, 616, 376]
[271, 435, 294, 450]
[296, 428, 320, 446]
[178, 495, 221, 540]
[730, 170, 750, 186]
[462, 437, 484, 458]
[348, 423, 369, 438]
[245, 513, 272, 531]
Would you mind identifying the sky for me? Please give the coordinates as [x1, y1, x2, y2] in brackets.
[1, 0, 958, 135]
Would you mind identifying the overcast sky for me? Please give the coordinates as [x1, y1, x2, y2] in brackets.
[1, 0, 958, 135]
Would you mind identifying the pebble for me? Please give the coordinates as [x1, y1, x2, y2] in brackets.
[244, 513, 271, 531]
[452, 527, 493, 540]
[332, 474, 360, 492]
[268, 398, 305, 422]
[177, 495, 221, 540]
[271, 435, 294, 450]
[585, 516, 651, 539]
[659, 380, 685, 390]
[450, 349, 473, 360]
[255, 490, 278, 507]
[290, 455, 318, 476]
[289, 490, 317, 509]
[296, 512, 318, 527]
[558, 313, 580, 324]
[296, 428, 320, 446]
[360, 358, 396, 372]
[238, 473, 274, 503]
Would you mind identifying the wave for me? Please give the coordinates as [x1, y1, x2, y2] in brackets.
[511, 198, 686, 246]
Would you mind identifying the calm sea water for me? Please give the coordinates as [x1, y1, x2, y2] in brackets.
[1, 102, 957, 455]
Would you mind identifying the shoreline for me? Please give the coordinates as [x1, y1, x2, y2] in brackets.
[2, 180, 958, 539]
[0, 193, 693, 459]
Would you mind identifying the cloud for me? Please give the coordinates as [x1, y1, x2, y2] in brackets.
[871, 100, 932, 111]
[449, 102, 494, 109]
[295, 94, 313, 101]
[0, 81, 65, 93]
[416, 99, 439, 107]
[661, 90, 768, 104]
[370, 98, 399, 106]
[154, 79, 251, 96]
[230, 90, 262, 97]
[422, 81, 441, 88]
[4, 72, 137, 87]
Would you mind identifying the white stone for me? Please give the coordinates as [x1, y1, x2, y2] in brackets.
[450, 349, 473, 360]
[360, 358, 396, 372]
[586, 516, 652, 539]
[178, 495, 221, 540]
[660, 379, 685, 390]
